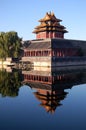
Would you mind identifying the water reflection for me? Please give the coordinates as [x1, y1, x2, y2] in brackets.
[34, 88, 68, 113]
[0, 67, 86, 113]
[22, 67, 86, 113]
[0, 68, 23, 97]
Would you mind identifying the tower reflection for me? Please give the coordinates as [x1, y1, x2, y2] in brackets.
[34, 87, 68, 114]
[22, 67, 86, 113]
[0, 67, 86, 113]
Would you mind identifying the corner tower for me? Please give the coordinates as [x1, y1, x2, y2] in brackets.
[33, 12, 68, 39]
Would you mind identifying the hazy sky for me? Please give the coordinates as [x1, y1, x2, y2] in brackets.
[0, 0, 86, 41]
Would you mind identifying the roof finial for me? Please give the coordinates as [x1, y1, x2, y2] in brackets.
[51, 11, 54, 16]
[46, 12, 48, 15]
[49, 11, 51, 15]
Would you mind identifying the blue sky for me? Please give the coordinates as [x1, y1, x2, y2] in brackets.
[0, 0, 86, 41]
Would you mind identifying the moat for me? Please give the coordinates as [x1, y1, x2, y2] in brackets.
[0, 67, 86, 130]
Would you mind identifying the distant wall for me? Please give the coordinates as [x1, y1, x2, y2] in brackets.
[0, 58, 12, 65]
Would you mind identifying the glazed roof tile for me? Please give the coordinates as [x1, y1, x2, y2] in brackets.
[23, 39, 80, 50]
[33, 12, 67, 34]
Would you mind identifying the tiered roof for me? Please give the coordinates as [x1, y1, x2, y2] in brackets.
[33, 12, 68, 33]
[34, 89, 67, 114]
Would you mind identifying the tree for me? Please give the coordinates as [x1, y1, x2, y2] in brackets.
[0, 31, 22, 59]
[0, 32, 7, 60]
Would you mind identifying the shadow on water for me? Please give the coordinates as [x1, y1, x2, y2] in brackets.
[0, 66, 86, 113]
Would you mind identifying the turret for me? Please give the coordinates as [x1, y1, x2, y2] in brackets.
[33, 12, 68, 39]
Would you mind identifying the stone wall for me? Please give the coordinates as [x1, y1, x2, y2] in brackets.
[22, 56, 51, 67]
[22, 38, 86, 67]
[0, 58, 14, 65]
[22, 56, 86, 67]
[52, 57, 86, 67]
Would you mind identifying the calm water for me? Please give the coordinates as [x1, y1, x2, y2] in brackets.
[0, 67, 86, 130]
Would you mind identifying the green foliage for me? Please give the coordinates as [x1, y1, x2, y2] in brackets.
[0, 69, 23, 97]
[0, 31, 22, 59]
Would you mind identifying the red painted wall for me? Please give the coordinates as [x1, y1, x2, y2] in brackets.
[36, 32, 64, 39]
